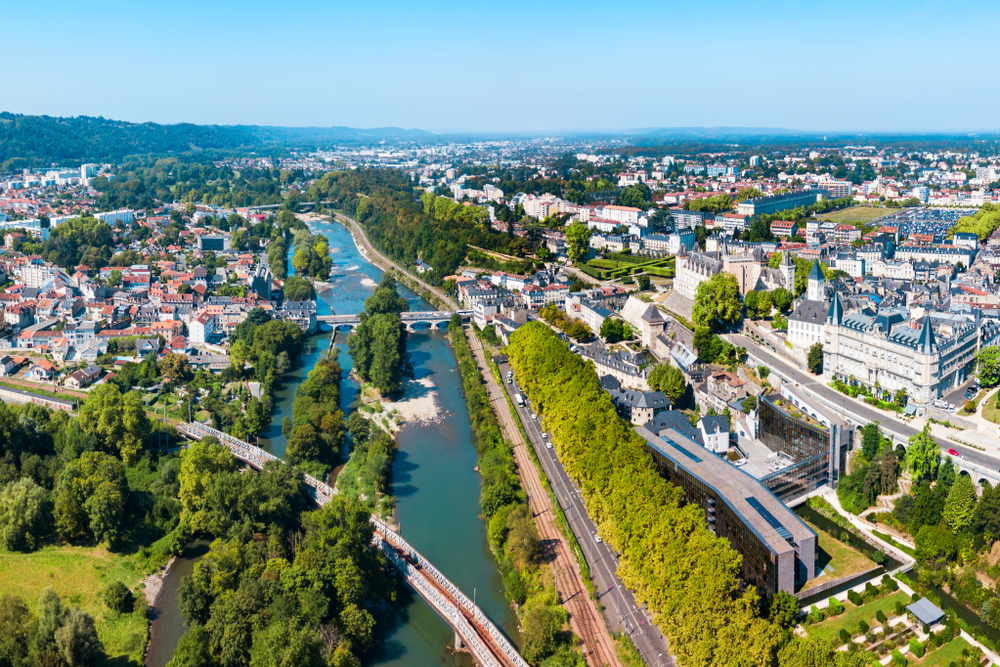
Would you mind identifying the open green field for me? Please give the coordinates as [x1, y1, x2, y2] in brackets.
[982, 389, 1000, 425]
[0, 545, 150, 665]
[913, 637, 976, 666]
[814, 206, 892, 225]
[806, 591, 909, 645]
[799, 520, 876, 593]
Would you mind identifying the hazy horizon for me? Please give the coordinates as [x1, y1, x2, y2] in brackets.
[6, 0, 1000, 133]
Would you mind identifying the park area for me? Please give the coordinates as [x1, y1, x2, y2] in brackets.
[798, 519, 877, 593]
[815, 206, 893, 226]
[0, 544, 150, 664]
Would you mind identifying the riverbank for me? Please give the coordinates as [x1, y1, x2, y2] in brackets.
[349, 370, 444, 433]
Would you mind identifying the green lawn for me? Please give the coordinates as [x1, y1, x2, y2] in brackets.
[0, 545, 150, 665]
[913, 637, 975, 666]
[799, 520, 876, 593]
[806, 591, 909, 645]
[982, 391, 1000, 425]
[815, 206, 892, 225]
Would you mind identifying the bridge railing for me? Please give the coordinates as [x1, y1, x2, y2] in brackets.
[178, 423, 525, 667]
[377, 541, 502, 667]
[371, 517, 529, 667]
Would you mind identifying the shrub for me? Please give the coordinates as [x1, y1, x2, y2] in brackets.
[891, 649, 907, 666]
[103, 581, 134, 614]
[808, 604, 823, 624]
[922, 623, 930, 634]
[909, 638, 925, 659]
[911, 592, 920, 603]
[828, 597, 845, 616]
[840, 628, 852, 644]
[867, 512, 879, 523]
[866, 631, 877, 644]
[865, 582, 879, 599]
[849, 589, 864, 606]
[884, 577, 899, 592]
[895, 601, 906, 616]
[877, 609, 888, 624]
[858, 620, 870, 634]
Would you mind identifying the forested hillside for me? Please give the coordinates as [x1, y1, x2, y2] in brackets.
[0, 113, 265, 170]
[308, 169, 536, 283]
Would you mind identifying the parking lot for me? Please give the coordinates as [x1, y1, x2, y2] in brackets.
[880, 207, 976, 241]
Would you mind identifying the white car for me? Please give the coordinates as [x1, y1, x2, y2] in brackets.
[531, 413, 537, 420]
[594, 534, 602, 543]
[541, 432, 548, 439]
[546, 442, 552, 449]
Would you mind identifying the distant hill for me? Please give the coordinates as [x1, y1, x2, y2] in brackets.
[0, 113, 440, 169]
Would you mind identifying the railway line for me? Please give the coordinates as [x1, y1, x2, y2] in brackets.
[465, 328, 622, 667]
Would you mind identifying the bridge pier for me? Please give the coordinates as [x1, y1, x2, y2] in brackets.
[455, 631, 464, 651]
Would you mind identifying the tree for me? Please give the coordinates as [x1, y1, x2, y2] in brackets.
[286, 424, 321, 466]
[767, 589, 801, 629]
[977, 346, 1000, 387]
[102, 581, 133, 614]
[283, 275, 315, 302]
[744, 290, 759, 318]
[943, 474, 977, 532]
[637, 274, 650, 291]
[54, 452, 128, 546]
[907, 423, 940, 482]
[807, 343, 823, 375]
[178, 437, 236, 529]
[741, 395, 757, 412]
[159, 352, 191, 382]
[107, 269, 122, 287]
[79, 383, 152, 465]
[229, 339, 251, 373]
[894, 387, 908, 407]
[648, 364, 687, 404]
[915, 524, 956, 565]
[860, 421, 883, 462]
[566, 221, 591, 264]
[599, 318, 631, 343]
[55, 606, 105, 666]
[692, 273, 742, 330]
[937, 456, 957, 494]
[772, 287, 793, 313]
[0, 477, 49, 552]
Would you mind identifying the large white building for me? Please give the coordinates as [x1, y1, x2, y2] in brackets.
[599, 205, 642, 225]
[894, 244, 974, 267]
[823, 298, 1000, 406]
[787, 262, 829, 351]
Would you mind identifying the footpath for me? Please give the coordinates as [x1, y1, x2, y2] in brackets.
[464, 327, 622, 667]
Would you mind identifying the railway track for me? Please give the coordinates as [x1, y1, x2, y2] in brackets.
[466, 329, 622, 667]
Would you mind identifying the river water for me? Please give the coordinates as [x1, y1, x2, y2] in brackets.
[149, 219, 518, 666]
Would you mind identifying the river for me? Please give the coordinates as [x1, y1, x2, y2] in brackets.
[149, 219, 518, 666]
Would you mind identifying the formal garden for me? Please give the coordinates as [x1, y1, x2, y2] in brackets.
[800, 582, 987, 666]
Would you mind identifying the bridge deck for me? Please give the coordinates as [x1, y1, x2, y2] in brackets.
[176, 422, 525, 667]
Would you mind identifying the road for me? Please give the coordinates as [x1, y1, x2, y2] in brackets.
[493, 357, 673, 667]
[332, 212, 459, 310]
[729, 334, 1000, 473]
[465, 329, 622, 667]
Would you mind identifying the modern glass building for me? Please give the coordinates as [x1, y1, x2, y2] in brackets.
[637, 425, 817, 596]
[757, 385, 853, 502]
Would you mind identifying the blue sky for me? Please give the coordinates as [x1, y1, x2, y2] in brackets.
[3, 0, 999, 133]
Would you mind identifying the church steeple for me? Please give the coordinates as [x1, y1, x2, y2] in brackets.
[779, 251, 795, 291]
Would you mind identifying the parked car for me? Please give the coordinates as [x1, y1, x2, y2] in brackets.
[948, 448, 960, 457]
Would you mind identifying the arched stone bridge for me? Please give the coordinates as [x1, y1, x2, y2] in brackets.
[176, 422, 527, 667]
[319, 310, 472, 332]
[889, 436, 1000, 493]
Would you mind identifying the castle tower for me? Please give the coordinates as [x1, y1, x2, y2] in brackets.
[806, 260, 825, 301]
[779, 251, 795, 292]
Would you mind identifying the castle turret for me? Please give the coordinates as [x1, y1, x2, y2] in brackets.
[780, 251, 795, 292]
[807, 260, 825, 301]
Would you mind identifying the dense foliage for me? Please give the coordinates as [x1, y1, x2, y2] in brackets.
[449, 319, 583, 665]
[0, 588, 106, 666]
[347, 274, 411, 395]
[308, 170, 535, 284]
[949, 203, 1000, 241]
[172, 437, 392, 667]
[291, 229, 333, 281]
[0, 113, 264, 170]
[285, 354, 344, 479]
[506, 323, 784, 667]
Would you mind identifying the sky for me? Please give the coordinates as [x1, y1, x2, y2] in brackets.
[3, 0, 1000, 133]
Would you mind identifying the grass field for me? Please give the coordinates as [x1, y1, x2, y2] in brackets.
[806, 591, 909, 645]
[0, 545, 150, 665]
[913, 637, 976, 666]
[982, 390, 1000, 425]
[798, 520, 876, 593]
[815, 206, 892, 225]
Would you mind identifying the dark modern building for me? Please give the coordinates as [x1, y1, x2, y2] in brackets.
[756, 385, 853, 502]
[198, 234, 231, 252]
[637, 425, 817, 596]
